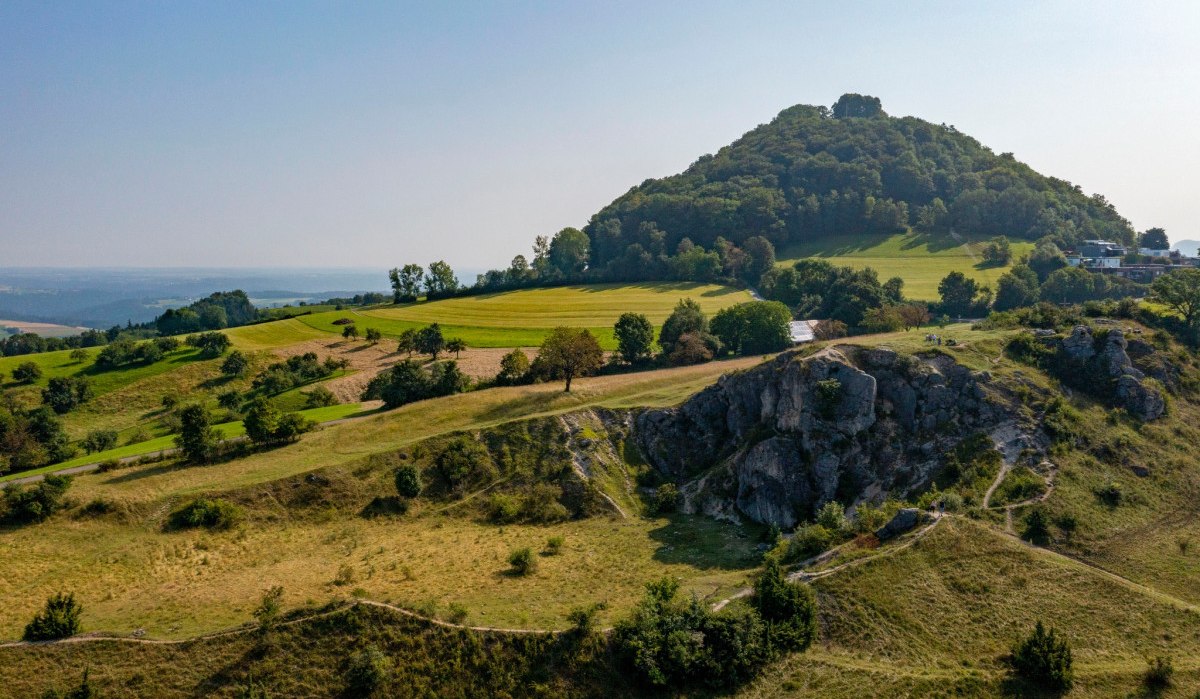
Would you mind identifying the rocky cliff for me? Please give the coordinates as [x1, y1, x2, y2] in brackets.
[1054, 325, 1166, 421]
[636, 346, 1013, 528]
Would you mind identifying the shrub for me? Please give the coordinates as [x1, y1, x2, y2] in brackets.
[508, 546, 537, 576]
[81, 429, 118, 454]
[814, 378, 841, 418]
[566, 602, 605, 635]
[12, 360, 43, 384]
[1096, 481, 1122, 507]
[304, 385, 338, 408]
[220, 350, 249, 377]
[69, 348, 90, 363]
[787, 524, 832, 561]
[1143, 655, 1174, 690]
[96, 459, 122, 474]
[652, 483, 680, 514]
[175, 404, 218, 463]
[217, 390, 242, 411]
[393, 463, 422, 498]
[42, 376, 93, 414]
[253, 585, 284, 631]
[344, 645, 390, 695]
[1022, 508, 1050, 543]
[487, 493, 522, 523]
[753, 557, 817, 651]
[496, 348, 531, 385]
[1011, 621, 1073, 692]
[364, 327, 382, 343]
[169, 497, 243, 531]
[446, 602, 468, 624]
[544, 535, 565, 555]
[815, 500, 847, 533]
[23, 592, 82, 641]
[3, 474, 72, 524]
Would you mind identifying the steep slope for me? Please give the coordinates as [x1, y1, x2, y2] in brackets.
[584, 94, 1133, 277]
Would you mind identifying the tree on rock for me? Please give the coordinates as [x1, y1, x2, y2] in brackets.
[537, 327, 604, 392]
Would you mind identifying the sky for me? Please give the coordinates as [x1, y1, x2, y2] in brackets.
[1, 1, 1198, 270]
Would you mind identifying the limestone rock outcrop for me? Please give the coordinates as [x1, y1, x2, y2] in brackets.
[636, 346, 1004, 528]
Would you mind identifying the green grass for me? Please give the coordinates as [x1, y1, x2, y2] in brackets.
[0, 345, 208, 398]
[225, 318, 331, 350]
[292, 282, 753, 349]
[0, 403, 373, 482]
[776, 231, 1035, 301]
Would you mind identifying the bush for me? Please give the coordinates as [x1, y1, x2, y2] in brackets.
[495, 348, 531, 385]
[304, 385, 338, 408]
[544, 535, 565, 555]
[81, 429, 118, 454]
[344, 645, 390, 695]
[1143, 655, 1174, 690]
[815, 500, 847, 533]
[787, 524, 832, 561]
[1096, 481, 1122, 507]
[1022, 508, 1050, 543]
[23, 592, 82, 641]
[42, 376, 93, 414]
[3, 474, 72, 524]
[1011, 622, 1073, 692]
[221, 350, 249, 377]
[566, 602, 605, 635]
[169, 497, 243, 530]
[393, 463, 422, 498]
[253, 585, 284, 631]
[508, 546, 537, 576]
[487, 493, 522, 523]
[652, 483, 680, 514]
[11, 360, 43, 383]
[753, 557, 818, 651]
[96, 459, 122, 473]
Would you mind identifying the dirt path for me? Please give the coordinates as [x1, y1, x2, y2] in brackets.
[0, 598, 558, 650]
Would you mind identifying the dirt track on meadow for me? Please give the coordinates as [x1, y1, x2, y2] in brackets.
[271, 338, 536, 402]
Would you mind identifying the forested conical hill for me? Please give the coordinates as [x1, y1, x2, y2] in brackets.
[583, 94, 1133, 274]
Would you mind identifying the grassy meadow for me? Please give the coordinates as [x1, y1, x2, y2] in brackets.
[293, 282, 754, 349]
[776, 231, 1035, 301]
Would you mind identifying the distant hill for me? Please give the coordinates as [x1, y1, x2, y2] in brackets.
[1174, 239, 1200, 257]
[582, 93, 1134, 277]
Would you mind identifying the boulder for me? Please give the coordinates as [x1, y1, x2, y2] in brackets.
[875, 508, 921, 540]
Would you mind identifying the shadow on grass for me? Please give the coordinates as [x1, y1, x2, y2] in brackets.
[647, 512, 761, 571]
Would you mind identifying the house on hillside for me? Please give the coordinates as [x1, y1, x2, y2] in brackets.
[790, 320, 817, 344]
[1066, 240, 1126, 269]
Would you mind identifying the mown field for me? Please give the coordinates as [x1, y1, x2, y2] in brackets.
[292, 282, 754, 349]
[776, 231, 1035, 301]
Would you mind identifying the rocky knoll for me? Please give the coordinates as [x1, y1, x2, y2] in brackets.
[636, 346, 1006, 528]
[1055, 326, 1165, 421]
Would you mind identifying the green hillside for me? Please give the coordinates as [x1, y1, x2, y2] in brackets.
[776, 231, 1036, 300]
[5, 317, 1200, 697]
[293, 282, 753, 349]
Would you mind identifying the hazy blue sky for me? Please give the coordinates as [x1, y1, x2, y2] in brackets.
[2, 1, 1197, 269]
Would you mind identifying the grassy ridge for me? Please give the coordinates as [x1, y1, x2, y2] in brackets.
[776, 231, 1035, 301]
[293, 282, 753, 349]
[0, 402, 372, 482]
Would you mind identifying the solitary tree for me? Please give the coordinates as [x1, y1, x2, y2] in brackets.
[396, 328, 417, 356]
[221, 350, 249, 377]
[23, 592, 82, 641]
[981, 236, 1012, 266]
[394, 463, 422, 498]
[1011, 621, 1073, 692]
[613, 312, 654, 364]
[446, 338, 467, 358]
[496, 348, 530, 385]
[69, 348, 90, 364]
[342, 324, 359, 340]
[415, 324, 446, 359]
[938, 271, 981, 317]
[175, 404, 218, 463]
[365, 327, 383, 344]
[537, 327, 604, 392]
[1140, 227, 1169, 250]
[388, 263, 425, 302]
